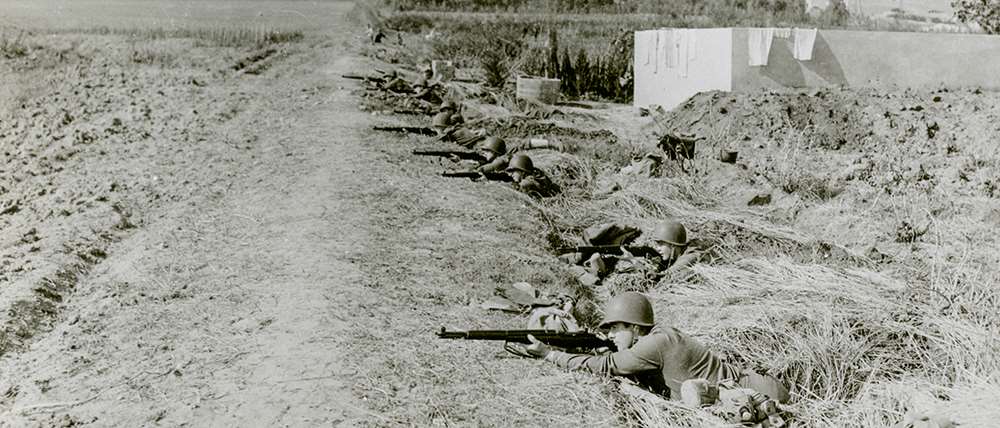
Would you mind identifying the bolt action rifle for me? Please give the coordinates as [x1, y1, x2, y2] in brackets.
[436, 327, 616, 352]
[372, 126, 438, 136]
[555, 245, 662, 259]
[412, 150, 486, 163]
[341, 73, 381, 81]
[441, 170, 513, 182]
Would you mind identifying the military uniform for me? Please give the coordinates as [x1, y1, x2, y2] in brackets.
[413, 85, 443, 105]
[447, 128, 486, 148]
[515, 170, 559, 198]
[382, 77, 411, 93]
[544, 326, 789, 403]
[560, 223, 661, 286]
[477, 154, 509, 173]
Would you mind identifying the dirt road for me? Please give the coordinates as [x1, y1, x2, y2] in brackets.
[0, 4, 386, 426]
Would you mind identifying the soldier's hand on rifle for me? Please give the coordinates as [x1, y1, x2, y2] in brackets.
[525, 334, 552, 359]
[619, 246, 637, 260]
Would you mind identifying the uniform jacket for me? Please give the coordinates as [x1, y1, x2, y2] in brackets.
[546, 326, 741, 399]
[516, 169, 559, 198]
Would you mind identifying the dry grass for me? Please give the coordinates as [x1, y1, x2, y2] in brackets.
[53, 25, 303, 47]
[493, 85, 1000, 425]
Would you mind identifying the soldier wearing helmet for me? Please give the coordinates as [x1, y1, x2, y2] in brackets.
[560, 220, 701, 286]
[438, 100, 458, 114]
[523, 292, 790, 404]
[432, 108, 489, 149]
[474, 136, 511, 173]
[505, 153, 559, 198]
[379, 69, 411, 93]
[432, 111, 457, 134]
[440, 136, 511, 176]
[411, 69, 443, 105]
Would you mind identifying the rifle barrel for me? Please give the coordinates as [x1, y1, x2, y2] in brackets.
[436, 328, 615, 350]
[561, 245, 659, 257]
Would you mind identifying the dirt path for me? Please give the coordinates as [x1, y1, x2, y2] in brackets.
[0, 4, 386, 426]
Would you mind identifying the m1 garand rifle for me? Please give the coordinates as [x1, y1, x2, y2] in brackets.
[341, 73, 381, 81]
[555, 245, 663, 259]
[372, 126, 438, 136]
[441, 170, 513, 182]
[412, 149, 487, 163]
[436, 327, 616, 351]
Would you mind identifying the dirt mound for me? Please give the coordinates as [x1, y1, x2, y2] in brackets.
[658, 87, 1000, 200]
[645, 86, 998, 246]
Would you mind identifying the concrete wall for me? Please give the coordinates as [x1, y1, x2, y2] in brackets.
[731, 28, 1000, 91]
[633, 28, 732, 109]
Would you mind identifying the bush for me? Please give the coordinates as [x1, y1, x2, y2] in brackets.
[520, 29, 633, 102]
[480, 50, 509, 87]
[952, 0, 1000, 33]
[817, 0, 851, 27]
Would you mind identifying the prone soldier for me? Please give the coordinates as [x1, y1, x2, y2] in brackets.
[506, 153, 560, 198]
[559, 220, 702, 286]
[521, 292, 790, 412]
[473, 136, 510, 173]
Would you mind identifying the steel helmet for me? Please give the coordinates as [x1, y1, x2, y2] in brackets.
[432, 111, 452, 128]
[599, 292, 654, 328]
[652, 220, 687, 247]
[506, 153, 534, 172]
[449, 112, 464, 124]
[439, 100, 457, 112]
[480, 136, 506, 154]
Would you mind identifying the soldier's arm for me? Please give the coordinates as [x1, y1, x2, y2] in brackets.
[667, 250, 700, 272]
[516, 176, 542, 194]
[476, 156, 508, 173]
[544, 335, 662, 376]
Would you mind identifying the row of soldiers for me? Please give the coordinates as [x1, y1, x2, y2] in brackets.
[353, 65, 791, 426]
[357, 67, 563, 198]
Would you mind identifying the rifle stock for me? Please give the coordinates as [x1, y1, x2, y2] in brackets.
[436, 327, 615, 351]
[441, 171, 512, 182]
[413, 150, 487, 162]
[373, 126, 437, 136]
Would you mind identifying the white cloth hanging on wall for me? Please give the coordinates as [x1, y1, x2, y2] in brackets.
[793, 28, 818, 61]
[748, 28, 774, 66]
